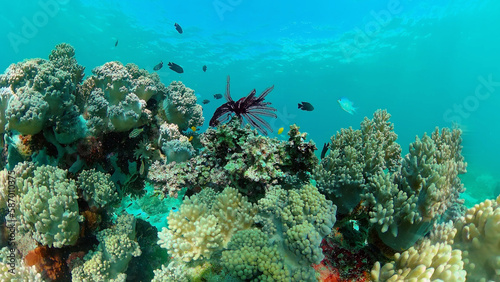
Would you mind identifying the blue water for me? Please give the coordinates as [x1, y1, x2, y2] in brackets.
[2, 0, 499, 203]
[2, 0, 500, 280]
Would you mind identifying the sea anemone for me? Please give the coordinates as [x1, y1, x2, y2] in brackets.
[209, 76, 277, 135]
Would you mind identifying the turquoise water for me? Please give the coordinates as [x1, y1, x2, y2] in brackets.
[1, 0, 500, 280]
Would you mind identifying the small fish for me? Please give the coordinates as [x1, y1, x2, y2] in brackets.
[172, 207, 177, 210]
[129, 127, 144, 138]
[213, 93, 223, 99]
[277, 127, 284, 135]
[202, 65, 207, 72]
[188, 136, 194, 142]
[127, 203, 133, 208]
[140, 159, 145, 175]
[168, 62, 184, 73]
[321, 143, 330, 159]
[191, 126, 197, 132]
[115, 40, 118, 47]
[298, 102, 314, 111]
[153, 61, 163, 71]
[202, 99, 210, 104]
[337, 97, 357, 114]
[174, 23, 183, 34]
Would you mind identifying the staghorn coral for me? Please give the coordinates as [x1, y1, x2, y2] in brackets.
[157, 187, 256, 262]
[161, 81, 204, 132]
[314, 109, 401, 215]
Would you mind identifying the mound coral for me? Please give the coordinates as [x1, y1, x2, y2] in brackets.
[161, 81, 204, 132]
[157, 187, 256, 262]
[0, 43, 85, 137]
[80, 61, 166, 134]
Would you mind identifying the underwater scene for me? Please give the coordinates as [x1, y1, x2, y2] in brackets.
[0, 0, 500, 281]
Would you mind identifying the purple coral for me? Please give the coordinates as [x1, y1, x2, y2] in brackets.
[209, 76, 277, 135]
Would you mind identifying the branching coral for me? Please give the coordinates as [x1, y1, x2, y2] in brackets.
[157, 187, 256, 262]
[12, 162, 82, 248]
[255, 183, 337, 266]
[149, 117, 317, 201]
[371, 239, 466, 281]
[77, 169, 120, 209]
[365, 127, 466, 251]
[453, 195, 500, 281]
[71, 214, 141, 281]
[314, 109, 401, 215]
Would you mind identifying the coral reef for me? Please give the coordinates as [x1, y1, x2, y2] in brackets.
[148, 117, 317, 200]
[71, 214, 141, 281]
[12, 162, 82, 248]
[161, 81, 204, 132]
[157, 187, 256, 262]
[0, 43, 84, 137]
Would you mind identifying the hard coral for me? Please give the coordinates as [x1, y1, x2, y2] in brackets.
[161, 81, 204, 131]
[0, 44, 84, 136]
[81, 62, 165, 134]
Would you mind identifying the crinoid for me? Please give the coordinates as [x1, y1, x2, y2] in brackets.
[209, 76, 277, 135]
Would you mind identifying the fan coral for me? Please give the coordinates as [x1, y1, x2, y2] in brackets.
[209, 76, 277, 135]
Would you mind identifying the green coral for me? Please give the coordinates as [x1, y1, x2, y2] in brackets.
[0, 44, 84, 136]
[13, 162, 82, 248]
[78, 169, 120, 208]
[149, 117, 317, 201]
[72, 214, 141, 281]
[314, 109, 401, 215]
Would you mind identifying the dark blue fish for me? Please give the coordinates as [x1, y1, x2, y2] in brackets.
[153, 61, 163, 71]
[202, 99, 210, 104]
[115, 40, 118, 47]
[298, 102, 314, 111]
[168, 62, 183, 73]
[213, 93, 223, 99]
[202, 65, 207, 72]
[174, 23, 183, 34]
